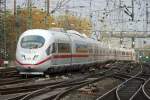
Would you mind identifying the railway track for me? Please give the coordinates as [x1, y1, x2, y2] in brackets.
[0, 78, 72, 100]
[135, 73, 150, 100]
[53, 72, 132, 100]
[116, 77, 144, 100]
[0, 61, 143, 100]
[137, 63, 150, 100]
[25, 62, 136, 100]
[0, 67, 110, 100]
[96, 63, 150, 100]
[116, 63, 150, 100]
[95, 72, 142, 100]
[142, 78, 150, 99]
[0, 77, 36, 86]
[20, 78, 93, 100]
[6, 64, 117, 100]
[0, 76, 72, 95]
[0, 67, 19, 78]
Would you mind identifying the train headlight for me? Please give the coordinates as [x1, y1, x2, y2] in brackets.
[21, 55, 26, 60]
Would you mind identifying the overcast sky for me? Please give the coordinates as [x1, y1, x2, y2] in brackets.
[5, 0, 150, 48]
[6, 0, 150, 31]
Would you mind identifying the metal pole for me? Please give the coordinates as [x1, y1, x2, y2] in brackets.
[14, 0, 16, 16]
[0, 0, 7, 60]
[47, 0, 49, 15]
[131, 37, 135, 48]
[119, 0, 123, 47]
[146, 1, 148, 34]
[16, 5, 21, 40]
[65, 9, 69, 30]
[131, 0, 134, 21]
[4, 0, 6, 60]
[45, 0, 50, 28]
[27, 0, 32, 29]
[90, 0, 93, 34]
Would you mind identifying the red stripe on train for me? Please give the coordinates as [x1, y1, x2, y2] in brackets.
[16, 54, 89, 66]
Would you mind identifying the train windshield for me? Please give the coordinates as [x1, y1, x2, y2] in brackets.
[21, 35, 45, 49]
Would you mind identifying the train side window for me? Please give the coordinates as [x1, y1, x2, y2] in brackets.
[58, 43, 70, 53]
[88, 45, 92, 54]
[52, 43, 56, 53]
[76, 44, 88, 53]
[122, 52, 125, 55]
[100, 50, 102, 54]
[46, 45, 51, 55]
[90, 47, 92, 53]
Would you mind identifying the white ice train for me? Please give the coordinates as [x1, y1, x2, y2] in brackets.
[16, 29, 136, 75]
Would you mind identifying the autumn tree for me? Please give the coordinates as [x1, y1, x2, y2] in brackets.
[55, 15, 91, 36]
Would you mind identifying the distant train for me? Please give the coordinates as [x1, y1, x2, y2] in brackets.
[16, 29, 136, 75]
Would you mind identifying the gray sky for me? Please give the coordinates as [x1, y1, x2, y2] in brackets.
[6, 0, 150, 48]
[7, 0, 149, 32]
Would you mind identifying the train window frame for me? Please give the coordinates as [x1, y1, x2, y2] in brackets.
[89, 46, 92, 54]
[46, 45, 51, 55]
[76, 43, 88, 53]
[58, 43, 71, 53]
[100, 49, 102, 55]
[52, 43, 57, 53]
[21, 35, 45, 49]
[103, 49, 105, 54]
[122, 51, 125, 55]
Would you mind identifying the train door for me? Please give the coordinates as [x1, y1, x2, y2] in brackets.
[88, 44, 94, 63]
[51, 42, 57, 65]
[51, 37, 72, 67]
[93, 44, 96, 62]
[88, 44, 92, 63]
[56, 42, 72, 66]
[66, 33, 72, 65]
[114, 49, 117, 60]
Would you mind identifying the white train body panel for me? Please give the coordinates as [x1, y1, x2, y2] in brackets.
[16, 29, 136, 75]
[16, 29, 54, 74]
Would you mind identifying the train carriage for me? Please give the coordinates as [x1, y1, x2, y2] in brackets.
[16, 29, 136, 75]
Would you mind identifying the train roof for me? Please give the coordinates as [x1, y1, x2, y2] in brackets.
[20, 29, 51, 39]
[21, 29, 51, 37]
[21, 29, 135, 52]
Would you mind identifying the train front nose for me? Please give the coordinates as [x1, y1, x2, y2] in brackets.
[16, 32, 52, 75]
[16, 54, 42, 74]
[16, 51, 51, 75]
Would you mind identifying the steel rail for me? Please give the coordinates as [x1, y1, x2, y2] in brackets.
[20, 66, 116, 100]
[116, 64, 145, 100]
[142, 78, 150, 99]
